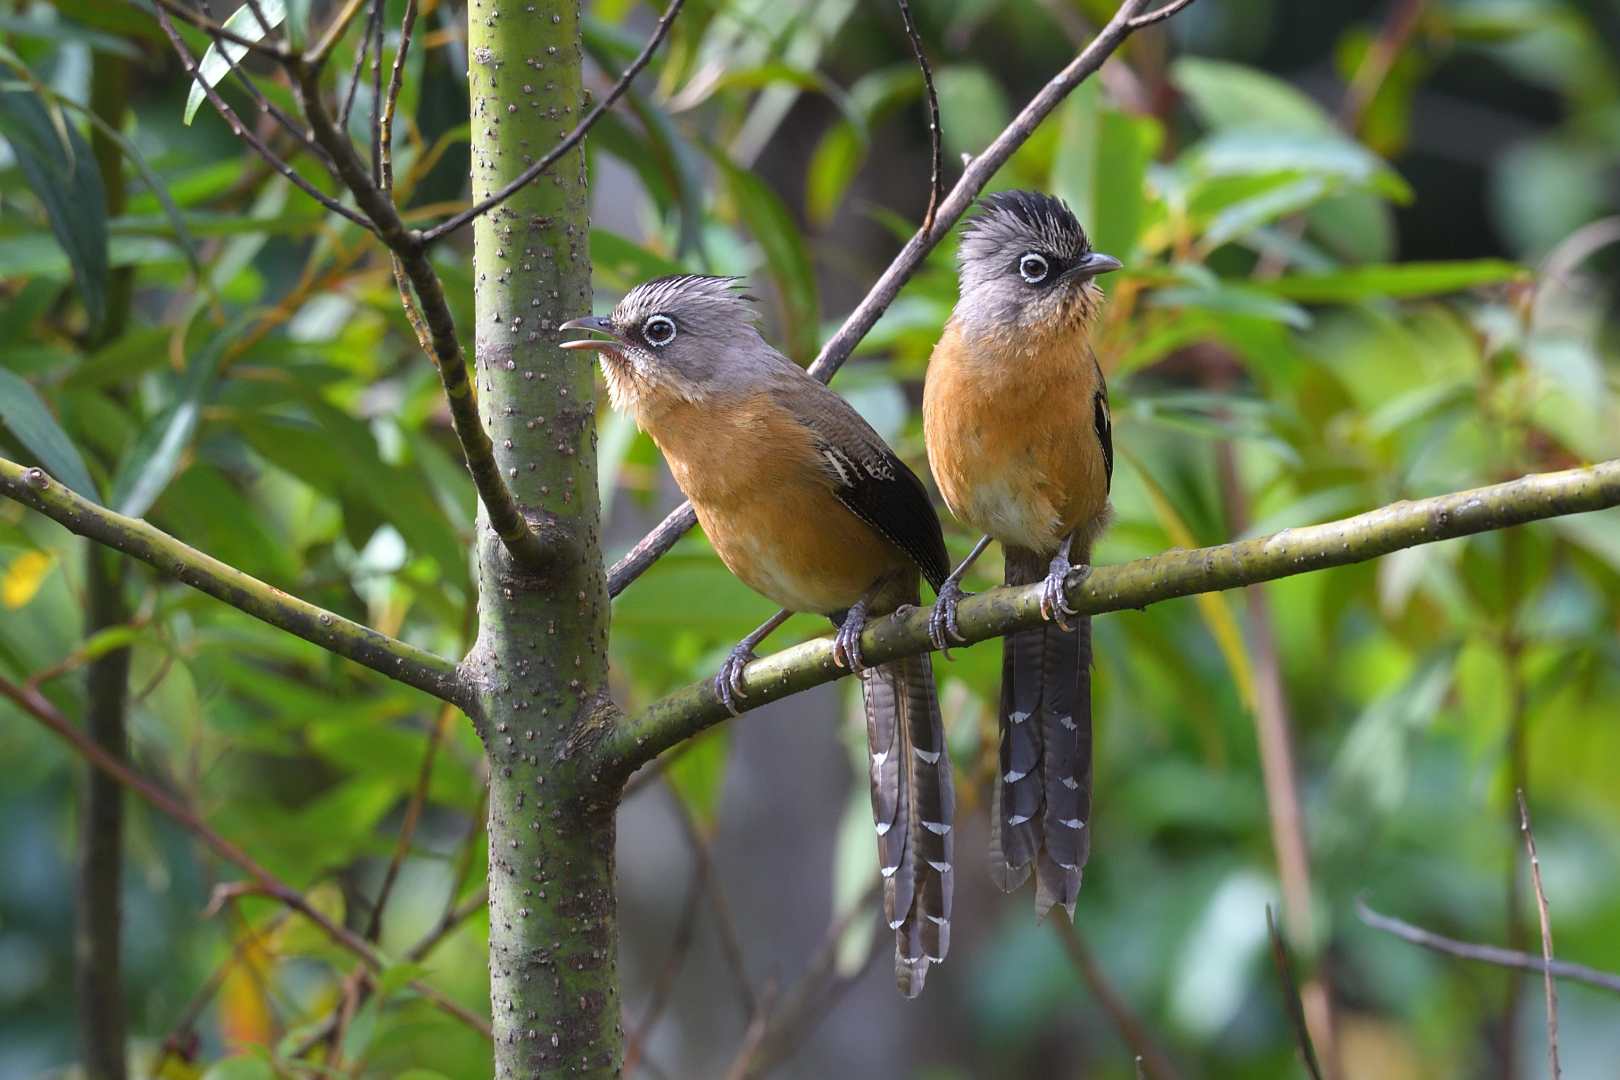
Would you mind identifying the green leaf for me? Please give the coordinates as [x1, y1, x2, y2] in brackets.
[0, 87, 109, 330]
[1198, 176, 1332, 254]
[1052, 82, 1161, 259]
[1172, 58, 1336, 133]
[0, 367, 99, 501]
[1257, 260, 1527, 302]
[1185, 129, 1412, 203]
[933, 65, 1010, 161]
[1148, 282, 1312, 330]
[183, 0, 287, 126]
[108, 331, 229, 518]
[711, 150, 819, 361]
[201, 1054, 276, 1080]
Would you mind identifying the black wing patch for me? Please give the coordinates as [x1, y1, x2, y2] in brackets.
[818, 439, 951, 594]
[1093, 388, 1113, 491]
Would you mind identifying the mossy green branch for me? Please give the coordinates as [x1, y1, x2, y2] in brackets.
[0, 457, 464, 705]
[601, 460, 1620, 774]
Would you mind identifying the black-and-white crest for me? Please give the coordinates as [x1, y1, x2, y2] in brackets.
[959, 190, 1091, 270]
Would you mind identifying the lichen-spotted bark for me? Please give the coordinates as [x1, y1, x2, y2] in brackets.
[461, 0, 617, 1074]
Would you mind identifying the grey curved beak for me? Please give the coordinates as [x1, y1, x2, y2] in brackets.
[559, 315, 621, 351]
[1061, 251, 1124, 281]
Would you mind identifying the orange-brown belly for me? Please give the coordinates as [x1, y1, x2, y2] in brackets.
[644, 391, 910, 615]
[923, 331, 1109, 555]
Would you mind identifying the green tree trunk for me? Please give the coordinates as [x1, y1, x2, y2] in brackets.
[462, 2, 620, 1073]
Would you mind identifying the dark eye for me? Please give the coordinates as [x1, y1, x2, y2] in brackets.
[1018, 252, 1049, 284]
[642, 314, 676, 346]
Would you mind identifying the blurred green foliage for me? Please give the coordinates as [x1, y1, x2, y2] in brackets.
[1, 0, 1617, 1077]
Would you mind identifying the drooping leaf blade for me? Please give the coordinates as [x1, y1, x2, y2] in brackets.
[0, 367, 101, 501]
[183, 0, 288, 126]
[0, 86, 109, 330]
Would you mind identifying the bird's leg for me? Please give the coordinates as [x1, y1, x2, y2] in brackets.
[831, 595, 872, 673]
[715, 608, 793, 716]
[928, 535, 992, 656]
[1038, 533, 1087, 632]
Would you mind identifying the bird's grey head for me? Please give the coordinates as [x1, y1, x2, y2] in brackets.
[560, 275, 772, 414]
[953, 190, 1122, 343]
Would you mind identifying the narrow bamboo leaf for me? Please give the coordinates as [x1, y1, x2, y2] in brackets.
[710, 150, 819, 361]
[0, 367, 100, 500]
[1257, 260, 1527, 302]
[0, 87, 109, 330]
[108, 332, 229, 518]
[183, 0, 287, 126]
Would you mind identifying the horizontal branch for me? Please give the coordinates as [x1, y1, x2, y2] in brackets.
[600, 460, 1620, 773]
[606, 0, 1187, 596]
[1356, 898, 1620, 996]
[0, 458, 464, 705]
[0, 674, 489, 1037]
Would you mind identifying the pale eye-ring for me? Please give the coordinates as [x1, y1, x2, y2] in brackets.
[1018, 252, 1049, 284]
[642, 314, 677, 347]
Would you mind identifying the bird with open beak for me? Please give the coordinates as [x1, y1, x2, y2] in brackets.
[562, 276, 956, 997]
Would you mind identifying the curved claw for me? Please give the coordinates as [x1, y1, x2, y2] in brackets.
[714, 646, 757, 716]
[831, 611, 868, 672]
[927, 578, 970, 658]
[1038, 557, 1087, 633]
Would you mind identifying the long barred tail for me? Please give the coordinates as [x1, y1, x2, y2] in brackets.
[861, 652, 955, 997]
[992, 547, 1094, 919]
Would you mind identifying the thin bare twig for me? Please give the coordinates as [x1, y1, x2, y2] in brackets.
[0, 676, 489, 1038]
[1266, 906, 1325, 1080]
[623, 867, 704, 1077]
[144, 0, 290, 58]
[153, 9, 377, 232]
[1518, 791, 1562, 1079]
[727, 878, 885, 1080]
[363, 704, 454, 941]
[666, 783, 757, 1017]
[419, 0, 689, 244]
[155, 910, 291, 1068]
[895, 0, 942, 234]
[307, 0, 372, 70]
[1053, 921, 1181, 1080]
[606, 0, 1198, 597]
[1354, 898, 1620, 996]
[338, 0, 383, 135]
[1128, 0, 1198, 27]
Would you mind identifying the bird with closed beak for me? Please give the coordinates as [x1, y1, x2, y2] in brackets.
[561, 275, 955, 997]
[921, 190, 1122, 919]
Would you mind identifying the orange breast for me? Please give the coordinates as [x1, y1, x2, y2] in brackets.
[923, 321, 1110, 555]
[642, 391, 910, 615]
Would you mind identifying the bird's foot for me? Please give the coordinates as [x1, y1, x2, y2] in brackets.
[714, 642, 757, 716]
[927, 577, 970, 657]
[832, 600, 870, 673]
[1039, 552, 1087, 632]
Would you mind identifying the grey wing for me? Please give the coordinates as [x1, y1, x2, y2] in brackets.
[784, 381, 951, 593]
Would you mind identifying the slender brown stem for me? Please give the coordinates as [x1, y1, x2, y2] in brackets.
[1517, 791, 1562, 1079]
[1053, 920, 1181, 1080]
[419, 0, 689, 244]
[727, 879, 884, 1080]
[153, 9, 377, 231]
[1128, 0, 1199, 27]
[288, 64, 553, 571]
[622, 867, 703, 1077]
[1266, 906, 1325, 1080]
[306, 0, 372, 70]
[0, 676, 490, 1038]
[364, 703, 455, 941]
[895, 0, 942, 234]
[606, 0, 1197, 597]
[666, 783, 756, 1017]
[143, 0, 290, 58]
[1355, 898, 1620, 995]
